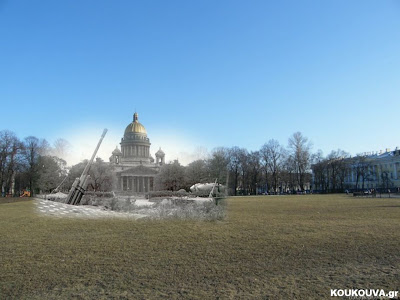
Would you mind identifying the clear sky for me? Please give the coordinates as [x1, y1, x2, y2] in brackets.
[1, 0, 399, 165]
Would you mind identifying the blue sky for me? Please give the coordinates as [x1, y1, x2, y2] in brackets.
[1, 0, 399, 165]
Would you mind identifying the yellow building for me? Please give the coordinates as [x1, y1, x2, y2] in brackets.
[312, 148, 400, 192]
[345, 149, 400, 190]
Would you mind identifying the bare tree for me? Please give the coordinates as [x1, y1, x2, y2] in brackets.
[67, 158, 114, 192]
[260, 139, 286, 194]
[353, 155, 373, 190]
[246, 151, 262, 195]
[326, 149, 350, 192]
[207, 147, 229, 188]
[88, 158, 115, 191]
[185, 159, 208, 187]
[238, 149, 250, 195]
[379, 167, 392, 191]
[155, 160, 185, 191]
[311, 150, 326, 191]
[336, 151, 350, 192]
[0, 130, 23, 196]
[288, 132, 312, 191]
[37, 156, 67, 193]
[22, 136, 49, 196]
[227, 147, 247, 196]
[51, 138, 71, 161]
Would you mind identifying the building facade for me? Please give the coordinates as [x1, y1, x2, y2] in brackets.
[312, 148, 400, 192]
[344, 149, 400, 190]
[109, 112, 165, 193]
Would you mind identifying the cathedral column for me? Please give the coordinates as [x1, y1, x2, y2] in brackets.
[134, 176, 137, 193]
[122, 176, 126, 191]
[146, 177, 150, 192]
[141, 177, 144, 192]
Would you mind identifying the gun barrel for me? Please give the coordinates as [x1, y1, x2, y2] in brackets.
[66, 177, 80, 204]
[65, 129, 107, 206]
[80, 129, 108, 180]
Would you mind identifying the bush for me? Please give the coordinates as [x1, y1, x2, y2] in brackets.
[80, 194, 226, 221]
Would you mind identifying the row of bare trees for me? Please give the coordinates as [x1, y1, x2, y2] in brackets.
[12, 126, 393, 196]
[0, 130, 68, 196]
[311, 150, 395, 193]
[155, 132, 313, 195]
[311, 149, 350, 192]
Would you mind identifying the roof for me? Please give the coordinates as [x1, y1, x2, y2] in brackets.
[155, 147, 165, 156]
[112, 147, 122, 155]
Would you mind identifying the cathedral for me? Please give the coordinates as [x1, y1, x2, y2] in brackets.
[109, 112, 165, 193]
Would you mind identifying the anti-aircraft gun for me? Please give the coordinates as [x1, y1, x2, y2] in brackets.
[66, 129, 107, 205]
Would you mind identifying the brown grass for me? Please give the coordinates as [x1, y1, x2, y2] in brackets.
[0, 197, 31, 205]
[0, 195, 399, 299]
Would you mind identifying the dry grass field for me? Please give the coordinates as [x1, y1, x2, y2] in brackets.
[1, 195, 399, 299]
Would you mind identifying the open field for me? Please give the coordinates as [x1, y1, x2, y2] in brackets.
[1, 195, 399, 299]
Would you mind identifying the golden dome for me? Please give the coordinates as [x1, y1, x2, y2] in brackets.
[124, 112, 147, 135]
